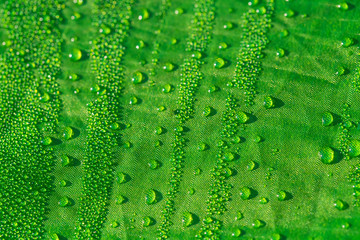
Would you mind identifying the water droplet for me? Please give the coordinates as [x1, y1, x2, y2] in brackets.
[264, 96, 275, 109]
[208, 85, 219, 93]
[334, 199, 347, 210]
[148, 160, 161, 170]
[191, 51, 202, 59]
[58, 196, 70, 207]
[68, 73, 79, 81]
[171, 38, 178, 45]
[336, 2, 349, 10]
[240, 187, 252, 200]
[63, 127, 74, 140]
[145, 189, 158, 205]
[276, 48, 285, 57]
[223, 152, 235, 162]
[71, 12, 82, 20]
[123, 141, 132, 148]
[39, 92, 50, 102]
[342, 222, 350, 229]
[155, 126, 164, 135]
[231, 136, 241, 144]
[163, 63, 174, 72]
[194, 168, 202, 175]
[341, 38, 354, 47]
[69, 48, 82, 61]
[284, 9, 295, 17]
[259, 197, 269, 204]
[236, 111, 249, 124]
[182, 212, 194, 227]
[222, 167, 233, 178]
[162, 84, 173, 93]
[214, 58, 226, 69]
[348, 139, 360, 157]
[157, 106, 166, 112]
[115, 195, 126, 205]
[50, 233, 60, 240]
[253, 135, 262, 143]
[322, 112, 334, 126]
[319, 147, 335, 164]
[41, 137, 52, 146]
[116, 172, 129, 184]
[247, 161, 257, 171]
[59, 180, 67, 187]
[142, 216, 154, 227]
[60, 155, 71, 167]
[73, 0, 84, 5]
[188, 188, 195, 195]
[154, 140, 163, 147]
[110, 221, 119, 228]
[277, 190, 288, 201]
[231, 228, 243, 237]
[271, 233, 282, 240]
[90, 84, 100, 92]
[110, 122, 119, 130]
[132, 71, 145, 84]
[203, 106, 213, 117]
[252, 219, 265, 228]
[218, 42, 228, 49]
[248, 0, 259, 6]
[138, 9, 150, 20]
[256, 6, 267, 14]
[136, 40, 146, 49]
[336, 66, 346, 76]
[223, 22, 233, 29]
[279, 29, 289, 38]
[175, 8, 184, 15]
[129, 96, 139, 105]
[235, 211, 243, 220]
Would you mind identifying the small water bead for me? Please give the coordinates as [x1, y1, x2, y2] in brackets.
[257, 6, 267, 14]
[194, 168, 202, 175]
[341, 38, 354, 47]
[188, 188, 195, 195]
[154, 140, 163, 147]
[109, 122, 119, 130]
[322, 112, 334, 126]
[271, 233, 282, 240]
[39, 92, 50, 102]
[223, 22, 233, 29]
[248, 0, 259, 6]
[276, 48, 285, 57]
[182, 212, 194, 227]
[232, 228, 243, 237]
[197, 143, 207, 151]
[59, 180, 68, 187]
[218, 42, 228, 49]
[110, 221, 119, 228]
[214, 58, 226, 69]
[155, 126, 164, 135]
[279, 29, 289, 38]
[115, 195, 126, 205]
[175, 8, 184, 15]
[129, 96, 139, 105]
[319, 147, 335, 164]
[222, 167, 233, 178]
[116, 172, 129, 184]
[138, 9, 150, 20]
[136, 40, 146, 49]
[132, 71, 145, 84]
[264, 96, 275, 109]
[71, 12, 82, 20]
[50, 233, 60, 240]
[41, 137, 52, 146]
[247, 161, 256, 171]
[342, 222, 350, 229]
[175, 126, 184, 133]
[148, 160, 161, 170]
[90, 84, 100, 92]
[223, 152, 235, 161]
[162, 84, 173, 93]
[277, 190, 288, 201]
[208, 85, 219, 93]
[284, 9, 295, 18]
[348, 139, 360, 157]
[203, 106, 213, 117]
[259, 197, 269, 204]
[60, 155, 71, 167]
[171, 38, 178, 45]
[58, 196, 70, 207]
[142, 216, 153, 227]
[157, 106, 166, 112]
[191, 51, 202, 59]
[334, 199, 347, 210]
[252, 219, 265, 228]
[145, 189, 158, 205]
[69, 48, 82, 61]
[236, 111, 249, 124]
[336, 2, 349, 10]
[68, 73, 79, 81]
[240, 187, 252, 200]
[163, 63, 174, 72]
[344, 120, 352, 129]
[235, 211, 243, 220]
[63, 127, 74, 140]
[336, 66, 346, 76]
[73, 0, 84, 5]
[231, 136, 241, 144]
[253, 135, 262, 143]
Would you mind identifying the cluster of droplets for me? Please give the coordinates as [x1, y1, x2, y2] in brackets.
[74, 1, 134, 239]
[231, 0, 274, 106]
[0, 0, 64, 239]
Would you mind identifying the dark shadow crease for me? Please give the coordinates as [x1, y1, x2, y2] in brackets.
[246, 113, 257, 124]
